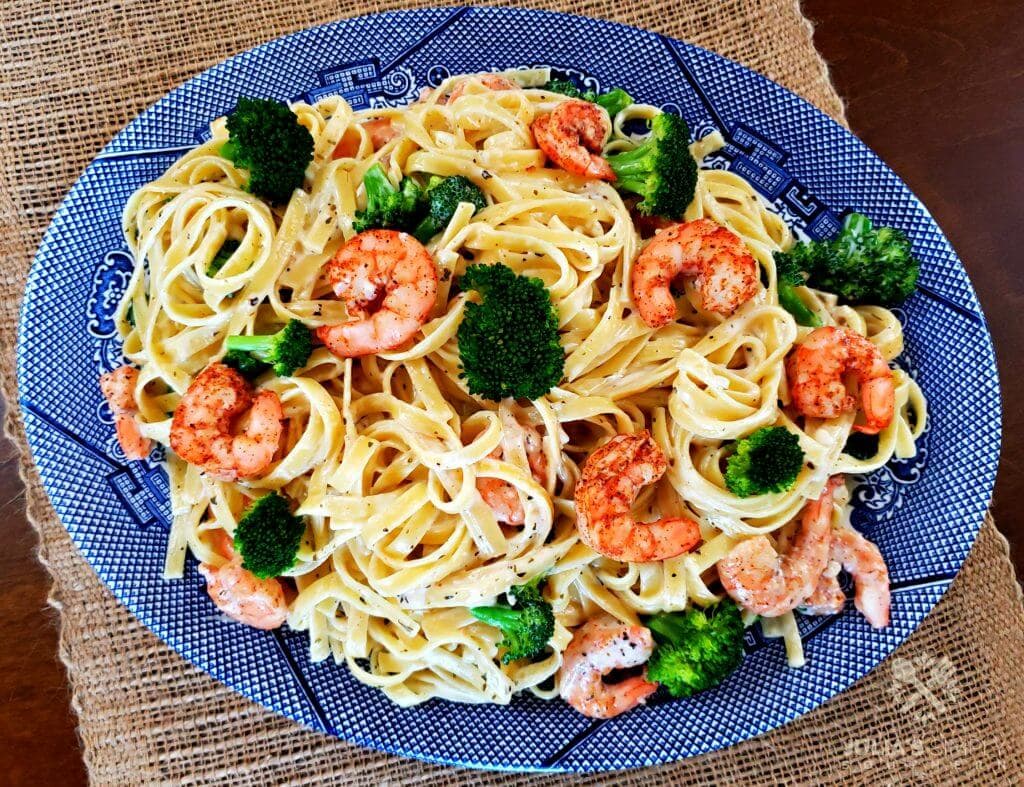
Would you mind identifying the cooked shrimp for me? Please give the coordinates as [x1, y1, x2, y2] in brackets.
[718, 476, 842, 617]
[800, 558, 845, 616]
[786, 326, 895, 434]
[99, 365, 151, 460]
[532, 99, 615, 180]
[331, 118, 399, 159]
[477, 475, 523, 525]
[632, 218, 759, 325]
[447, 73, 520, 103]
[199, 530, 288, 630]
[477, 420, 548, 526]
[316, 230, 438, 358]
[574, 431, 701, 562]
[828, 527, 890, 627]
[170, 363, 283, 481]
[558, 613, 658, 719]
[100, 364, 139, 412]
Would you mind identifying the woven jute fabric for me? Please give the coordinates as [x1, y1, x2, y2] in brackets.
[2, 0, 1022, 784]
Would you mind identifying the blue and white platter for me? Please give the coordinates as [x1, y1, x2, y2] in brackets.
[16, 6, 1001, 772]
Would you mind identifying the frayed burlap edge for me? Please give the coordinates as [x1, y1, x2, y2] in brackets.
[2, 1, 1022, 784]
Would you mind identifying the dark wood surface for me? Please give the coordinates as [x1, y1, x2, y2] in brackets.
[1, 3, 1021, 783]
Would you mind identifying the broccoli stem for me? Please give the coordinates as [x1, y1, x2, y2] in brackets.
[647, 612, 694, 645]
[220, 139, 238, 162]
[224, 334, 275, 359]
[413, 216, 442, 244]
[777, 282, 822, 327]
[838, 212, 873, 251]
[468, 606, 523, 630]
[593, 88, 633, 116]
[613, 175, 653, 196]
[604, 142, 654, 177]
[362, 164, 393, 208]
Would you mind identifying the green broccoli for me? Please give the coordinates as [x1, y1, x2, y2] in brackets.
[777, 213, 920, 306]
[541, 80, 634, 115]
[542, 79, 584, 98]
[222, 348, 269, 379]
[413, 175, 487, 243]
[225, 319, 312, 377]
[592, 88, 634, 117]
[353, 163, 425, 233]
[456, 263, 564, 401]
[774, 250, 821, 327]
[221, 97, 314, 204]
[470, 575, 554, 663]
[603, 112, 698, 219]
[233, 493, 306, 579]
[725, 426, 804, 497]
[206, 239, 240, 277]
[645, 600, 745, 698]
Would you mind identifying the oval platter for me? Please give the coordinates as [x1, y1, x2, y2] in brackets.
[16, 6, 1001, 772]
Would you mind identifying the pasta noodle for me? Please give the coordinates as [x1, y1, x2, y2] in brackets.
[114, 70, 927, 707]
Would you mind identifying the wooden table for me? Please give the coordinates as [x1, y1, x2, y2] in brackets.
[1, 3, 1021, 783]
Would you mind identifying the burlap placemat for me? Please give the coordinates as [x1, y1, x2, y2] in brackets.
[2, 0, 1022, 783]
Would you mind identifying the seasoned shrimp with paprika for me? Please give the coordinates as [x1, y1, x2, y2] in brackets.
[317, 229, 438, 358]
[718, 476, 842, 617]
[632, 218, 759, 325]
[199, 529, 288, 630]
[574, 431, 701, 562]
[532, 98, 615, 180]
[558, 613, 658, 719]
[170, 362, 283, 481]
[786, 326, 894, 434]
[99, 365, 151, 460]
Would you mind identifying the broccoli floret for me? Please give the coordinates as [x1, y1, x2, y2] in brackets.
[206, 239, 240, 277]
[541, 80, 634, 115]
[725, 426, 804, 497]
[225, 319, 312, 377]
[542, 79, 584, 98]
[603, 112, 698, 219]
[470, 575, 554, 663]
[591, 88, 633, 116]
[457, 263, 564, 401]
[779, 213, 920, 306]
[645, 600, 745, 697]
[221, 97, 314, 204]
[413, 175, 487, 243]
[222, 348, 270, 379]
[774, 250, 822, 327]
[353, 163, 425, 233]
[233, 493, 306, 579]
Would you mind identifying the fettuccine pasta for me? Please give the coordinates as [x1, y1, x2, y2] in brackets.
[107, 69, 926, 713]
